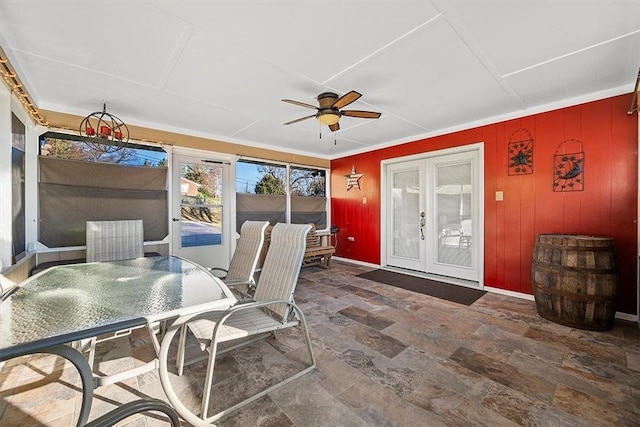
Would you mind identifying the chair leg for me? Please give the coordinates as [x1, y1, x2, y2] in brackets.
[202, 306, 317, 424]
[201, 339, 220, 420]
[176, 326, 187, 376]
[87, 337, 97, 370]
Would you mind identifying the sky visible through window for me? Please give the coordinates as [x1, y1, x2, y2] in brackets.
[39, 133, 168, 167]
[236, 161, 263, 193]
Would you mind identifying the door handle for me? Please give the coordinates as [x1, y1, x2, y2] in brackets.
[420, 212, 425, 240]
[172, 218, 180, 222]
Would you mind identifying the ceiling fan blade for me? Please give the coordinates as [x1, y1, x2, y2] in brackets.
[342, 110, 381, 119]
[282, 99, 318, 110]
[284, 114, 316, 125]
[332, 90, 361, 109]
[329, 123, 340, 132]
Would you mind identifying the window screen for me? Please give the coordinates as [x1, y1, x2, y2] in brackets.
[38, 133, 168, 247]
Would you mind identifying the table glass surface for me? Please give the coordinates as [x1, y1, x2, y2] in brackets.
[0, 256, 234, 360]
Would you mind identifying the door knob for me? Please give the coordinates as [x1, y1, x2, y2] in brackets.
[172, 218, 180, 222]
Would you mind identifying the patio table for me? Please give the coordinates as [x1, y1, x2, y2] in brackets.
[0, 255, 237, 426]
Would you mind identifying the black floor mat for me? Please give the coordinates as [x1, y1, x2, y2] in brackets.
[357, 269, 486, 306]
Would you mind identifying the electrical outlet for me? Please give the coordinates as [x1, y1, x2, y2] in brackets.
[495, 191, 504, 201]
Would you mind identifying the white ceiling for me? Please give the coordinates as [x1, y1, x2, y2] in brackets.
[1, 1, 638, 159]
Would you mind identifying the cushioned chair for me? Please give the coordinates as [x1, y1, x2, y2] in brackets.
[175, 223, 316, 423]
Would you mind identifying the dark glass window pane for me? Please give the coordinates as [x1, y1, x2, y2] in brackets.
[11, 114, 26, 261]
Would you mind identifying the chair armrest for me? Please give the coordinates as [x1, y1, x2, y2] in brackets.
[84, 398, 180, 427]
[208, 267, 228, 277]
[212, 299, 299, 331]
[222, 278, 252, 288]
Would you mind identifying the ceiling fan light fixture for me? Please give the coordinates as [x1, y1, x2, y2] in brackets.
[318, 112, 340, 125]
[283, 90, 379, 130]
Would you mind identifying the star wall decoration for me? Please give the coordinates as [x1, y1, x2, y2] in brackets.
[345, 165, 363, 191]
[508, 128, 534, 175]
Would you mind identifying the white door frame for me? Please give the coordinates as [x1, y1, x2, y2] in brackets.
[169, 147, 236, 268]
[380, 143, 484, 287]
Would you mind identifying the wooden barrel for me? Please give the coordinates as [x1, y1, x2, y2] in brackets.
[531, 234, 618, 331]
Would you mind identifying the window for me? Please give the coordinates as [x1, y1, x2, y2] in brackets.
[38, 132, 169, 247]
[290, 165, 327, 229]
[11, 113, 26, 261]
[235, 159, 327, 232]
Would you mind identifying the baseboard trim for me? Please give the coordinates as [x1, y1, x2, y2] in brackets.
[484, 286, 535, 301]
[332, 256, 380, 269]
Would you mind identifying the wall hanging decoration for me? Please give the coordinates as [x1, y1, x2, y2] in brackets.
[553, 139, 584, 192]
[508, 128, 534, 175]
[345, 165, 363, 191]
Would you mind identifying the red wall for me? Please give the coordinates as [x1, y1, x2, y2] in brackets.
[331, 94, 638, 315]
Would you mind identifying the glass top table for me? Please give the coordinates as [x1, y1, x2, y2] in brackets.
[0, 255, 237, 426]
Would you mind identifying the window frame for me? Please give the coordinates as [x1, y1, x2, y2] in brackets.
[235, 157, 330, 231]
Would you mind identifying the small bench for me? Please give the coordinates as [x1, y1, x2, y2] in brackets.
[262, 224, 335, 269]
[303, 226, 336, 268]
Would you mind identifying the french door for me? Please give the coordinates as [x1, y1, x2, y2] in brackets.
[171, 154, 231, 269]
[385, 148, 481, 283]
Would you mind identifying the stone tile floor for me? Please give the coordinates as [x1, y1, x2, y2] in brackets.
[1, 261, 639, 426]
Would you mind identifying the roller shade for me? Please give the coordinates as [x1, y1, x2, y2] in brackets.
[39, 156, 168, 247]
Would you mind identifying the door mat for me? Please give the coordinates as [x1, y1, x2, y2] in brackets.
[356, 269, 486, 306]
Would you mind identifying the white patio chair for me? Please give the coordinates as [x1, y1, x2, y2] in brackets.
[175, 223, 316, 423]
[76, 220, 147, 368]
[209, 220, 269, 297]
[86, 220, 144, 262]
[459, 219, 472, 248]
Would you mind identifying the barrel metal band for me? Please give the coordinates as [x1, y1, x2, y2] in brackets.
[534, 284, 617, 302]
[535, 243, 614, 252]
[532, 261, 616, 274]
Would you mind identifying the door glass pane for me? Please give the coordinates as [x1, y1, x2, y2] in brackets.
[435, 161, 472, 267]
[392, 169, 420, 259]
[180, 162, 222, 247]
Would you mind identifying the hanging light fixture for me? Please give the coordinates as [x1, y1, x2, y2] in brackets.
[317, 110, 340, 126]
[79, 103, 129, 153]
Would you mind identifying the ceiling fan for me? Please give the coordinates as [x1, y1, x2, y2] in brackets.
[282, 90, 381, 132]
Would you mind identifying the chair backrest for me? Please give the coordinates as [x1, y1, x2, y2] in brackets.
[225, 221, 269, 282]
[253, 223, 311, 319]
[461, 219, 472, 236]
[86, 220, 144, 262]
